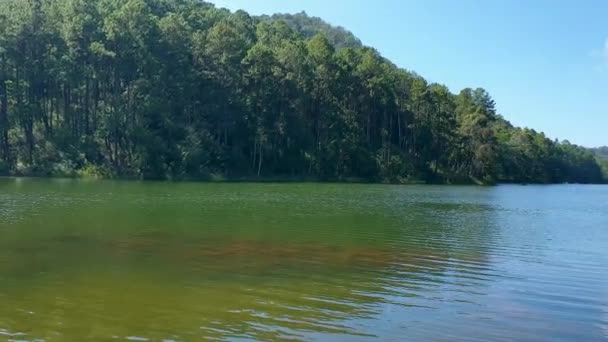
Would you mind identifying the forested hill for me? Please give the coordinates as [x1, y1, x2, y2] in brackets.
[592, 147, 608, 160]
[0, 0, 605, 184]
[591, 147, 608, 178]
[259, 12, 363, 50]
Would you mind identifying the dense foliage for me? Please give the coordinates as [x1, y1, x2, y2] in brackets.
[0, 0, 605, 183]
[591, 147, 608, 178]
[592, 147, 608, 161]
[259, 12, 362, 50]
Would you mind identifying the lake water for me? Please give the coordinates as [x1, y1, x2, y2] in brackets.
[0, 178, 607, 341]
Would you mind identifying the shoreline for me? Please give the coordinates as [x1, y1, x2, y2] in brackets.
[1, 174, 605, 186]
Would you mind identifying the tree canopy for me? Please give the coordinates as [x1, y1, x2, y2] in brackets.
[591, 147, 608, 179]
[259, 12, 362, 50]
[0, 0, 604, 183]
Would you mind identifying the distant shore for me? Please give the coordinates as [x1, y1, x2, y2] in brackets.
[2, 173, 605, 186]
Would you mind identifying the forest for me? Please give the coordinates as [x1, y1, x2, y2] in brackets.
[0, 0, 605, 184]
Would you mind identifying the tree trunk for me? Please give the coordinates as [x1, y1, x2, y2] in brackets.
[0, 56, 8, 162]
[252, 137, 257, 171]
[93, 79, 99, 132]
[85, 78, 90, 134]
[257, 138, 263, 176]
[397, 111, 402, 150]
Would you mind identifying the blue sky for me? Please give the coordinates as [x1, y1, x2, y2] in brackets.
[211, 0, 607, 147]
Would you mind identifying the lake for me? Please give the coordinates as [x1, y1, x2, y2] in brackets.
[0, 178, 607, 341]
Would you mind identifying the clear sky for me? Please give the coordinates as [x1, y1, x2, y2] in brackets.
[211, 0, 607, 147]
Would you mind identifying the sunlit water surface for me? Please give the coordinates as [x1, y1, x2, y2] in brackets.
[0, 178, 607, 341]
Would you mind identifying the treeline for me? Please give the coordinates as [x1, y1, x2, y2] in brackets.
[0, 0, 605, 183]
[592, 147, 608, 178]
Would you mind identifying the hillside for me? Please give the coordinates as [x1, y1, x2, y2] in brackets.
[591, 147, 608, 178]
[0, 0, 604, 183]
[259, 12, 363, 50]
[591, 147, 608, 160]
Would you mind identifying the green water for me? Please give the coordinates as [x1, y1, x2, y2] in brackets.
[0, 178, 607, 341]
